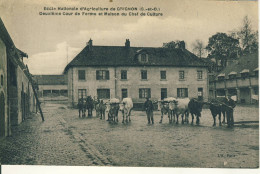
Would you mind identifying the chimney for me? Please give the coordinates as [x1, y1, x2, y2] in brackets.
[87, 38, 93, 51]
[177, 41, 185, 50]
[125, 39, 130, 48]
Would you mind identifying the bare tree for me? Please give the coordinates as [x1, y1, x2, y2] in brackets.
[238, 16, 258, 54]
[192, 39, 205, 58]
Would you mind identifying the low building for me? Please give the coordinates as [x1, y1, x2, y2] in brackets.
[0, 18, 37, 137]
[33, 75, 68, 98]
[64, 39, 209, 107]
[209, 52, 258, 104]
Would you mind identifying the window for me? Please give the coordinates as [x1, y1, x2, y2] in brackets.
[78, 89, 86, 99]
[241, 73, 249, 78]
[198, 88, 203, 100]
[161, 88, 167, 100]
[229, 74, 236, 80]
[160, 71, 166, 80]
[122, 89, 128, 98]
[78, 70, 86, 80]
[96, 70, 109, 80]
[97, 89, 110, 99]
[121, 70, 127, 80]
[179, 71, 185, 80]
[197, 70, 203, 80]
[43, 90, 51, 96]
[141, 70, 147, 80]
[218, 76, 225, 81]
[177, 88, 188, 98]
[139, 88, 151, 99]
[255, 71, 259, 77]
[60, 90, 68, 96]
[141, 54, 147, 62]
[0, 75, 3, 86]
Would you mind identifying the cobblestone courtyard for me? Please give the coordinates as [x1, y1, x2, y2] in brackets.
[0, 102, 258, 168]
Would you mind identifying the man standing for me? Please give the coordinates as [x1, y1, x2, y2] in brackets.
[226, 94, 236, 127]
[144, 97, 154, 124]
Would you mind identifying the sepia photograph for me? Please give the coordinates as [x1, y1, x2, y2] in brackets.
[0, 0, 259, 173]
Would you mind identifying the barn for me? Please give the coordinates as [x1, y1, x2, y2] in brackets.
[0, 18, 37, 137]
[209, 52, 259, 104]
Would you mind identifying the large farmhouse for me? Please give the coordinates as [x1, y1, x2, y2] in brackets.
[64, 39, 209, 107]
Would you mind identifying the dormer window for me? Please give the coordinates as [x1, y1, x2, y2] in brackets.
[217, 73, 225, 81]
[141, 54, 147, 62]
[254, 68, 258, 77]
[228, 71, 237, 80]
[240, 69, 249, 79]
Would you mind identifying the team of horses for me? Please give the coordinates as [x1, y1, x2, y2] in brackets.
[77, 96, 231, 126]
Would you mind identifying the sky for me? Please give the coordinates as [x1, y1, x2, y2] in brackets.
[0, 0, 258, 74]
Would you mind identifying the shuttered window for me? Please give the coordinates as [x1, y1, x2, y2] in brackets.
[96, 70, 109, 80]
[78, 89, 86, 99]
[139, 88, 151, 98]
[177, 88, 188, 98]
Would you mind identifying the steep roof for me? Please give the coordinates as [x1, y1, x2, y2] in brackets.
[33, 75, 67, 85]
[0, 18, 34, 83]
[63, 44, 208, 73]
[215, 52, 258, 79]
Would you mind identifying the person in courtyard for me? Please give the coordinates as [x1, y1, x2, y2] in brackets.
[144, 97, 154, 124]
[226, 94, 236, 127]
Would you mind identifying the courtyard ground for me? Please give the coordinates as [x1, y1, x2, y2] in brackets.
[0, 102, 258, 168]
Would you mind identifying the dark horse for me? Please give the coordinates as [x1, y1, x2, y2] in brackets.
[77, 98, 86, 118]
[86, 96, 94, 117]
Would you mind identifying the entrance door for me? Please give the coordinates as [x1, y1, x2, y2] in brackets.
[0, 92, 5, 137]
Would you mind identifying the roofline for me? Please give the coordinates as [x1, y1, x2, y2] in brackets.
[63, 64, 208, 74]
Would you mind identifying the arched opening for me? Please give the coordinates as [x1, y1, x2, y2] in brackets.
[0, 91, 5, 137]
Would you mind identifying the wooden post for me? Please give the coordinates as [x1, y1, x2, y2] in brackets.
[31, 83, 44, 121]
[25, 69, 44, 121]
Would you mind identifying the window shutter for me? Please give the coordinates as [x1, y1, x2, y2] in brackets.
[148, 88, 151, 98]
[96, 70, 99, 80]
[139, 89, 142, 98]
[106, 71, 109, 80]
[177, 89, 180, 97]
[185, 88, 188, 97]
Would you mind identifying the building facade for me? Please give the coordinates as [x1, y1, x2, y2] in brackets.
[209, 52, 258, 104]
[0, 18, 37, 137]
[64, 39, 209, 107]
[33, 75, 68, 98]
